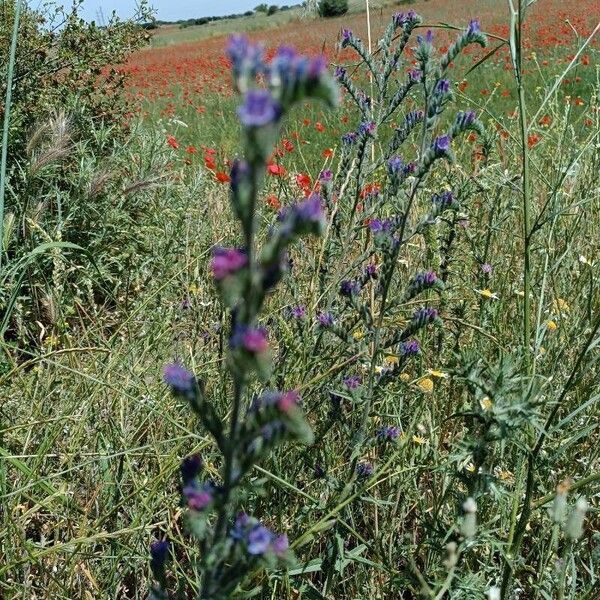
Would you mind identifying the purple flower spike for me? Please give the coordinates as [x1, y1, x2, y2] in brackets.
[341, 28, 352, 43]
[181, 454, 203, 485]
[247, 525, 273, 555]
[211, 247, 247, 280]
[343, 374, 362, 389]
[150, 540, 170, 573]
[377, 426, 401, 441]
[308, 55, 327, 78]
[272, 534, 289, 556]
[334, 66, 347, 80]
[319, 169, 333, 182]
[400, 339, 420, 356]
[436, 79, 450, 94]
[359, 121, 376, 136]
[340, 279, 361, 296]
[388, 155, 405, 174]
[433, 190, 455, 208]
[238, 89, 281, 127]
[413, 307, 439, 324]
[467, 19, 481, 35]
[317, 311, 335, 327]
[366, 263, 378, 278]
[291, 305, 306, 319]
[242, 327, 269, 354]
[356, 461, 374, 478]
[432, 135, 451, 155]
[296, 193, 324, 223]
[163, 363, 195, 395]
[409, 69, 422, 83]
[417, 30, 434, 45]
[183, 486, 212, 511]
[342, 131, 358, 145]
[481, 263, 493, 274]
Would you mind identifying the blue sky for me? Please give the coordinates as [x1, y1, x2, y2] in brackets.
[68, 1, 294, 23]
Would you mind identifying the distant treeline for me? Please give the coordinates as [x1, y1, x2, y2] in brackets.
[141, 3, 301, 29]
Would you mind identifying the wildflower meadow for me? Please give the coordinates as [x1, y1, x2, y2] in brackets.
[1, 0, 599, 598]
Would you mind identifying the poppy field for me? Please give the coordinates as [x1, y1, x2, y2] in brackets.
[1, 0, 599, 598]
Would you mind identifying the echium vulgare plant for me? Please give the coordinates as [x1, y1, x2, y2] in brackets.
[151, 37, 339, 599]
[309, 12, 489, 456]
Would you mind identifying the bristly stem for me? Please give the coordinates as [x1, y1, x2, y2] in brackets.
[510, 0, 533, 372]
[0, 0, 22, 271]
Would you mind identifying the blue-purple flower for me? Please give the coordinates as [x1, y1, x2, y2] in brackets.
[291, 305, 306, 319]
[211, 247, 247, 280]
[400, 339, 420, 356]
[341, 131, 358, 145]
[341, 28, 352, 44]
[319, 169, 333, 182]
[238, 89, 281, 127]
[358, 121, 376, 136]
[467, 19, 481, 36]
[432, 135, 451, 156]
[343, 374, 362, 389]
[163, 363, 195, 395]
[317, 311, 335, 327]
[150, 540, 170, 574]
[356, 461, 374, 478]
[436, 79, 450, 94]
[247, 525, 273, 555]
[181, 454, 203, 485]
[377, 426, 401, 442]
[183, 485, 213, 511]
[340, 279, 361, 297]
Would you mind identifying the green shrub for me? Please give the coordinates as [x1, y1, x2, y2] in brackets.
[0, 1, 153, 350]
[318, 0, 348, 17]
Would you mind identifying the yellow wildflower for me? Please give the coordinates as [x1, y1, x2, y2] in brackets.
[546, 320, 558, 332]
[477, 288, 499, 300]
[417, 378, 434, 393]
[353, 329, 366, 341]
[384, 355, 399, 367]
[399, 372, 411, 383]
[413, 435, 427, 445]
[429, 369, 449, 379]
[466, 462, 476, 473]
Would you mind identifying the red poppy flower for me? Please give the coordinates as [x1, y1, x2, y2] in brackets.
[315, 121, 325, 132]
[186, 145, 197, 154]
[458, 80, 468, 92]
[527, 133, 540, 148]
[539, 115, 552, 126]
[302, 118, 311, 126]
[215, 171, 231, 183]
[322, 148, 333, 158]
[205, 157, 217, 170]
[296, 173, 311, 190]
[282, 139, 295, 152]
[167, 135, 179, 149]
[581, 55, 589, 66]
[266, 194, 281, 210]
[267, 163, 286, 177]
